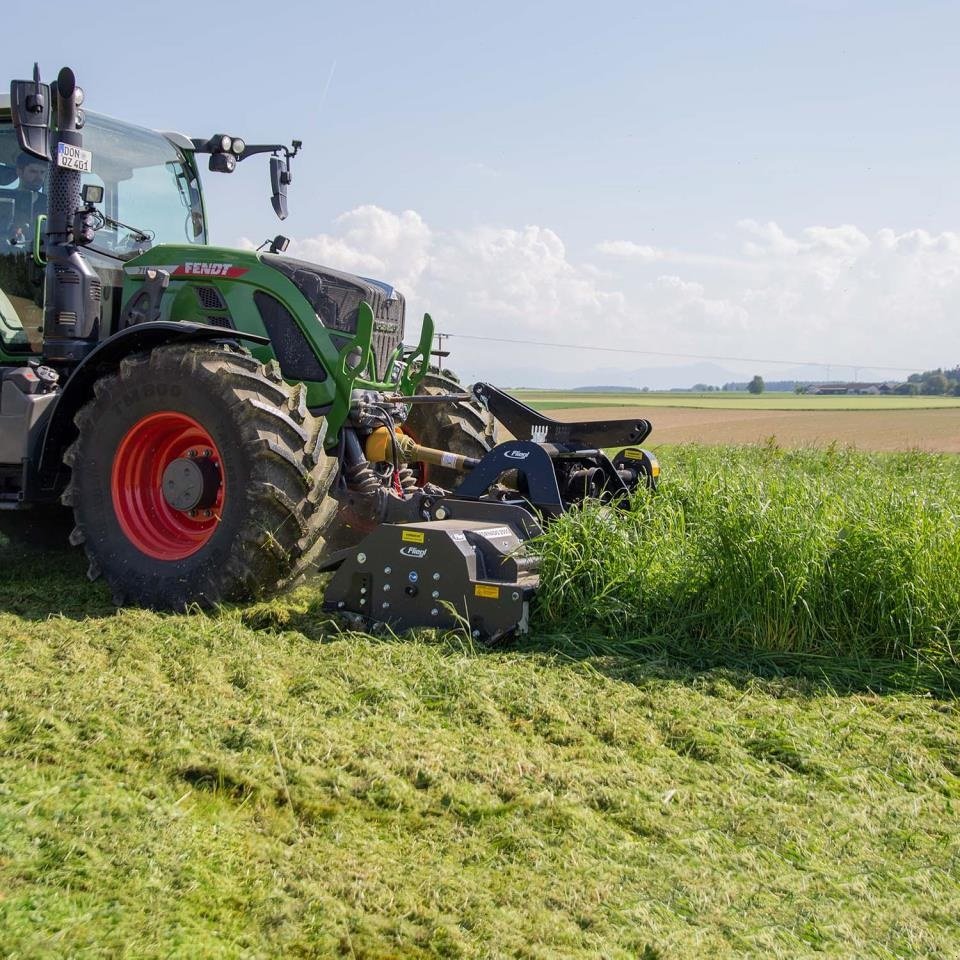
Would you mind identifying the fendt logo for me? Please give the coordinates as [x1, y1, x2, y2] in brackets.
[400, 546, 428, 559]
[172, 262, 248, 279]
[504, 449, 531, 461]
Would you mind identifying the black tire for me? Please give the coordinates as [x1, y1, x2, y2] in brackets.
[0, 506, 74, 550]
[61, 343, 337, 609]
[403, 371, 496, 490]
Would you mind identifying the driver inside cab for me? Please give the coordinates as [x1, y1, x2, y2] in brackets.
[3, 152, 45, 245]
[0, 152, 46, 351]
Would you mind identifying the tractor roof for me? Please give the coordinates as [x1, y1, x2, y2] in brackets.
[0, 94, 193, 154]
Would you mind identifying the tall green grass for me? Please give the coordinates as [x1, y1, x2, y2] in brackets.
[535, 444, 960, 677]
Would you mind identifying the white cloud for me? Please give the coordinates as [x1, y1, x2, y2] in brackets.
[737, 219, 803, 258]
[595, 239, 751, 271]
[646, 275, 750, 334]
[285, 212, 637, 357]
[292, 206, 431, 296]
[430, 225, 627, 336]
[599, 220, 960, 370]
[270, 207, 960, 383]
[726, 221, 960, 361]
[595, 240, 664, 261]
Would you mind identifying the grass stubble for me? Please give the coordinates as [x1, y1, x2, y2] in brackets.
[0, 443, 958, 958]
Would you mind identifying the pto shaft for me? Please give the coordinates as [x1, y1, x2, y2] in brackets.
[364, 427, 479, 472]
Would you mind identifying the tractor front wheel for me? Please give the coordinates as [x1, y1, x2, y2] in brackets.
[63, 343, 337, 609]
[403, 370, 496, 490]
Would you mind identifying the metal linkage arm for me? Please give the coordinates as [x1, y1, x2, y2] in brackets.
[472, 382, 652, 448]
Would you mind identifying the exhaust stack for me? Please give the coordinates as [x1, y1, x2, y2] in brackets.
[41, 67, 101, 366]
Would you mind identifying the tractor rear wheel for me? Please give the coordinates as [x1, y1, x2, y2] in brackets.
[403, 370, 496, 490]
[62, 343, 337, 609]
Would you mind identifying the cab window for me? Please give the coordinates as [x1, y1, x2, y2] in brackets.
[0, 119, 45, 354]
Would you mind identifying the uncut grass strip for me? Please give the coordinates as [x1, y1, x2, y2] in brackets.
[533, 444, 960, 676]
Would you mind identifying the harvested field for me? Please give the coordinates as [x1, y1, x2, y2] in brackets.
[519, 392, 960, 410]
[3, 445, 960, 958]
[548, 405, 960, 452]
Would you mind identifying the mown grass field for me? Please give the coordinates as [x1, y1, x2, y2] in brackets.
[2, 445, 959, 958]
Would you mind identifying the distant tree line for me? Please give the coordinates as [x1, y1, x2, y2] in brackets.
[897, 367, 960, 396]
[715, 369, 960, 396]
[659, 368, 959, 394]
[722, 379, 796, 391]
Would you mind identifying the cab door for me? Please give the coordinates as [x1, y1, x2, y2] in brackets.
[0, 115, 45, 362]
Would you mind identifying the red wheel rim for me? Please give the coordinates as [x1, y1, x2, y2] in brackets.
[110, 411, 225, 561]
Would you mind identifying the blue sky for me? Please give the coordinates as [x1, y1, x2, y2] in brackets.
[10, 0, 960, 385]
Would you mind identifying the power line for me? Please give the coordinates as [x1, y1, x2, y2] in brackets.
[442, 332, 923, 374]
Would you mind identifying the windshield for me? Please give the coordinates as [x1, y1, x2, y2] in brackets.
[76, 113, 205, 260]
[0, 114, 206, 262]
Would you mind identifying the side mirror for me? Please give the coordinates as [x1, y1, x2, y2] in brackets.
[270, 155, 289, 220]
[10, 64, 51, 162]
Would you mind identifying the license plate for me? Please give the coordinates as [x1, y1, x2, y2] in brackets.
[56, 142, 92, 173]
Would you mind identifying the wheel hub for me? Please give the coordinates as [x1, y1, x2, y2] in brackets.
[111, 411, 226, 561]
[161, 454, 221, 512]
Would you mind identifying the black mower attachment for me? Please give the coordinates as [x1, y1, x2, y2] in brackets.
[320, 384, 659, 642]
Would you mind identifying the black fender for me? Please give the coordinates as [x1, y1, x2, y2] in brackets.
[36, 321, 269, 488]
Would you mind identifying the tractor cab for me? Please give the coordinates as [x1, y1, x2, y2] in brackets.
[0, 96, 208, 363]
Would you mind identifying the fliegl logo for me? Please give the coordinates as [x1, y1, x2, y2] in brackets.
[504, 449, 531, 461]
[171, 262, 248, 279]
[400, 545, 428, 559]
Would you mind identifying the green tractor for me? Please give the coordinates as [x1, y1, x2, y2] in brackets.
[0, 65, 658, 639]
